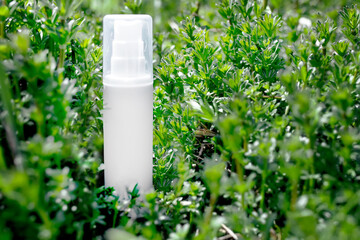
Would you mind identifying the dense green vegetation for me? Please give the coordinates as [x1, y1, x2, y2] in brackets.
[0, 0, 359, 239]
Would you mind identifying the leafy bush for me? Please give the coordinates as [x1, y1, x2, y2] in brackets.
[0, 0, 359, 239]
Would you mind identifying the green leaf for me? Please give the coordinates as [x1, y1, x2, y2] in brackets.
[0, 6, 9, 19]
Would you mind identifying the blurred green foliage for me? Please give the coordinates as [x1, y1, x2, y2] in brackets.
[0, 0, 360, 239]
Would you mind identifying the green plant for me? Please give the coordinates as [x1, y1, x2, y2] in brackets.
[0, 0, 359, 239]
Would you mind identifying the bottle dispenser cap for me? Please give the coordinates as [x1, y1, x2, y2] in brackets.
[103, 15, 152, 85]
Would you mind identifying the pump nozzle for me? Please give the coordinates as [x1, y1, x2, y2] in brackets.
[111, 20, 146, 76]
[103, 15, 152, 85]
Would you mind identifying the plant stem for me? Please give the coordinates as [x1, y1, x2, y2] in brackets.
[0, 67, 22, 169]
[263, 0, 268, 10]
[0, 21, 4, 39]
[260, 160, 268, 211]
[58, 46, 65, 84]
[290, 181, 298, 211]
[234, 158, 246, 210]
[192, 1, 201, 17]
[308, 137, 315, 192]
[203, 194, 217, 234]
[112, 201, 119, 228]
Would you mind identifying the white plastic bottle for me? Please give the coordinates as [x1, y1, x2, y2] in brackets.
[103, 15, 153, 198]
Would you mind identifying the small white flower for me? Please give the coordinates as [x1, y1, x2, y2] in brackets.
[298, 17, 312, 30]
[98, 163, 105, 171]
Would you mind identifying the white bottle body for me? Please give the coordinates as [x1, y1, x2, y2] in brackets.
[103, 79, 153, 197]
[103, 15, 153, 198]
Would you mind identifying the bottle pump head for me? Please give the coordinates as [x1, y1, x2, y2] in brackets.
[103, 15, 152, 85]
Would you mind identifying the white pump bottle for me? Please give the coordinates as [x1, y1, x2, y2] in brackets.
[103, 15, 153, 198]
